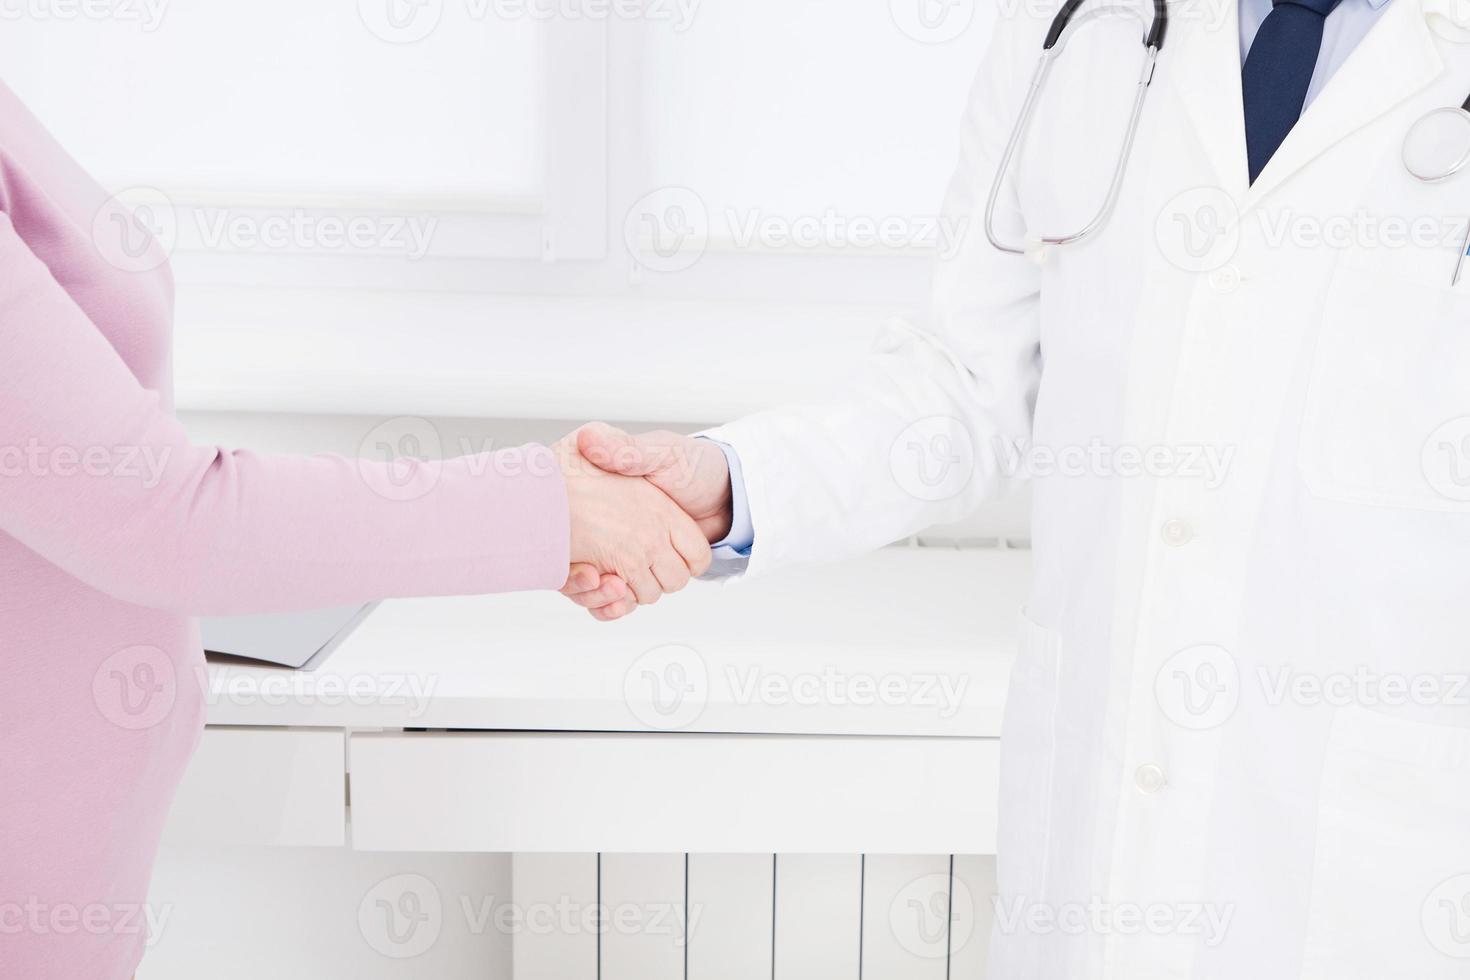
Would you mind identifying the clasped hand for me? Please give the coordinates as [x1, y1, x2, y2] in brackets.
[556, 424, 732, 622]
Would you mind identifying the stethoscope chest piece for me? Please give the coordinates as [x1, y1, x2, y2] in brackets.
[1403, 104, 1470, 183]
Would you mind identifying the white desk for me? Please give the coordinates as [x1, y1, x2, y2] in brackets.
[169, 547, 1027, 855]
[152, 547, 1027, 980]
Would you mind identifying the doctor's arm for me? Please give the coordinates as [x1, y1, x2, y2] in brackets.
[564, 16, 1044, 613]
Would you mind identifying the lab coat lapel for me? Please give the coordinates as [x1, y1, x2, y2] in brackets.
[1163, 0, 1252, 203]
[1244, 0, 1443, 207]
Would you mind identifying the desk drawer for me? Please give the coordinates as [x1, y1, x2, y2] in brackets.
[348, 731, 998, 853]
[164, 727, 346, 847]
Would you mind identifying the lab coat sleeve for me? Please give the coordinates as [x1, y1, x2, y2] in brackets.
[0, 212, 572, 615]
[702, 16, 1042, 579]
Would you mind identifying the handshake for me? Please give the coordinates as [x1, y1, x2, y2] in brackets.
[553, 422, 732, 621]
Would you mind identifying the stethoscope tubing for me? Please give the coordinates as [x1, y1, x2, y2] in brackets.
[985, 0, 1470, 257]
[984, 0, 1164, 255]
[1043, 0, 1168, 50]
[984, 43, 1160, 255]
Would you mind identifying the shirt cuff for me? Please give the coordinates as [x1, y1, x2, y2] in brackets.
[702, 437, 754, 558]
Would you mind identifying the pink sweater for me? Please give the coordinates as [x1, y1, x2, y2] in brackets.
[0, 83, 571, 979]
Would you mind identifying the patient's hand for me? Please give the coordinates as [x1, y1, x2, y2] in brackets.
[560, 423, 733, 621]
[556, 433, 711, 611]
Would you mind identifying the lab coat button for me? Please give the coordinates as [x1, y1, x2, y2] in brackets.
[1161, 519, 1194, 547]
[1134, 763, 1167, 794]
[1208, 265, 1241, 293]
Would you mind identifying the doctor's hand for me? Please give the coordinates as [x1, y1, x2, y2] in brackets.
[556, 432, 712, 612]
[560, 424, 732, 621]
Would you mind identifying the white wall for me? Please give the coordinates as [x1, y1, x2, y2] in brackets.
[0, 0, 993, 315]
[3, 1, 1028, 540]
[0, 0, 545, 198]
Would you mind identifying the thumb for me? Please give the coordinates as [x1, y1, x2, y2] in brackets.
[576, 422, 661, 477]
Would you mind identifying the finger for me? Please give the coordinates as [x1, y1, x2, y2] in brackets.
[565, 575, 631, 609]
[578, 422, 661, 478]
[560, 563, 602, 595]
[626, 565, 664, 606]
[651, 552, 692, 595]
[668, 512, 714, 579]
[590, 594, 639, 622]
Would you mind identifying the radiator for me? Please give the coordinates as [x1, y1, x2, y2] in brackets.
[510, 852, 997, 980]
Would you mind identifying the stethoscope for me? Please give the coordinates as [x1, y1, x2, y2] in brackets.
[985, 0, 1470, 257]
[1404, 97, 1470, 182]
[1404, 97, 1470, 282]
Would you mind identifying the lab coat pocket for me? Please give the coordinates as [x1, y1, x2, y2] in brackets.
[995, 607, 1063, 906]
[1299, 261, 1470, 511]
[1300, 706, 1470, 979]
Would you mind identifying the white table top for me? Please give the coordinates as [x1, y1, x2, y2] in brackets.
[203, 547, 1030, 737]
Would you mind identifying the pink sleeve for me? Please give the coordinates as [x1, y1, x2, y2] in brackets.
[0, 213, 570, 615]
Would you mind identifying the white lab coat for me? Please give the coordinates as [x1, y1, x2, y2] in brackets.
[705, 0, 1470, 975]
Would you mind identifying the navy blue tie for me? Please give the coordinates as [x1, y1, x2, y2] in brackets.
[1241, 0, 1344, 183]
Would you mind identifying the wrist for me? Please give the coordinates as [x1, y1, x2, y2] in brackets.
[710, 487, 734, 544]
